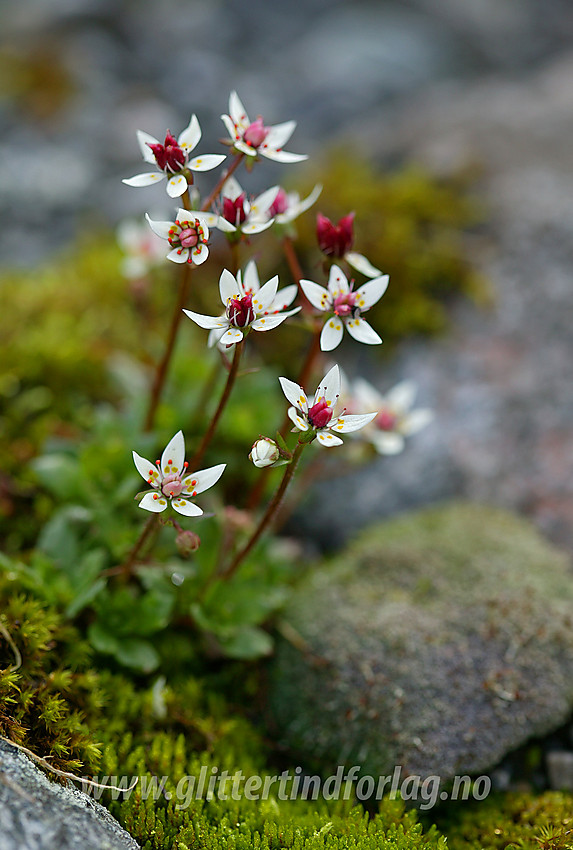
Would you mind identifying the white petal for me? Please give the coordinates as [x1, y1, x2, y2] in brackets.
[351, 377, 383, 410]
[229, 91, 249, 128]
[241, 218, 274, 235]
[260, 148, 307, 163]
[316, 431, 343, 447]
[287, 407, 309, 431]
[214, 216, 237, 233]
[219, 268, 241, 304]
[123, 172, 165, 187]
[252, 275, 279, 313]
[183, 309, 228, 330]
[132, 451, 160, 486]
[401, 409, 434, 436]
[268, 284, 298, 311]
[279, 377, 308, 413]
[177, 114, 201, 152]
[346, 252, 383, 278]
[144, 213, 172, 240]
[243, 260, 260, 294]
[191, 243, 209, 265]
[208, 327, 227, 348]
[320, 317, 344, 351]
[221, 113, 239, 142]
[136, 130, 160, 164]
[251, 313, 291, 332]
[234, 139, 258, 157]
[327, 265, 349, 296]
[345, 317, 382, 345]
[166, 174, 188, 198]
[264, 120, 296, 150]
[161, 430, 185, 475]
[314, 364, 341, 409]
[249, 185, 280, 219]
[385, 379, 417, 413]
[172, 498, 203, 517]
[188, 153, 227, 173]
[219, 328, 244, 345]
[370, 431, 405, 455]
[167, 247, 189, 263]
[183, 463, 225, 495]
[297, 183, 322, 214]
[330, 412, 377, 433]
[300, 279, 331, 312]
[139, 492, 168, 512]
[355, 274, 390, 310]
[222, 175, 242, 200]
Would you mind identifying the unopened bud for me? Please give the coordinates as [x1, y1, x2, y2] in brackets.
[249, 437, 281, 468]
[175, 529, 201, 558]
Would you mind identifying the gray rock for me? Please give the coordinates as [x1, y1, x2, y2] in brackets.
[0, 739, 139, 850]
[269, 503, 573, 784]
[546, 751, 573, 791]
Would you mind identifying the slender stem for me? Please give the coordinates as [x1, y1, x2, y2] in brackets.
[189, 343, 243, 470]
[222, 442, 306, 581]
[201, 153, 245, 212]
[111, 513, 160, 578]
[144, 262, 192, 432]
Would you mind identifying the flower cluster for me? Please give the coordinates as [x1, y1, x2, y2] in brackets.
[122, 90, 432, 587]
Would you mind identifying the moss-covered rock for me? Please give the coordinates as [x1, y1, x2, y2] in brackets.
[268, 502, 573, 783]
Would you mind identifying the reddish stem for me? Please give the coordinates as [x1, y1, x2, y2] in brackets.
[201, 153, 245, 212]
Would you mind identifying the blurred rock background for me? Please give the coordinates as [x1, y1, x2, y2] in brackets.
[2, 0, 573, 552]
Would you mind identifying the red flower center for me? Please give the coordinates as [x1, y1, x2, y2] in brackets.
[148, 132, 186, 173]
[161, 472, 183, 498]
[223, 194, 247, 226]
[316, 212, 355, 258]
[376, 410, 397, 431]
[243, 117, 269, 148]
[269, 187, 288, 216]
[308, 398, 333, 429]
[333, 292, 357, 318]
[227, 293, 255, 328]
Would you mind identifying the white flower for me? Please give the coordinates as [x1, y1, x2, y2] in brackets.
[249, 438, 280, 468]
[221, 91, 307, 164]
[349, 378, 434, 455]
[184, 268, 300, 347]
[278, 364, 376, 448]
[267, 184, 323, 225]
[123, 115, 226, 198]
[219, 176, 277, 235]
[316, 212, 382, 278]
[300, 264, 388, 351]
[133, 431, 225, 516]
[116, 218, 166, 279]
[145, 208, 228, 266]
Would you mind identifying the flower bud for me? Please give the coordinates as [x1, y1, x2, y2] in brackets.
[316, 212, 355, 258]
[249, 437, 281, 468]
[175, 529, 201, 558]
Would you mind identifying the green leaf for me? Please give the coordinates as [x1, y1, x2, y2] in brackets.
[218, 626, 274, 660]
[31, 454, 83, 500]
[115, 638, 160, 672]
[66, 577, 106, 618]
[88, 621, 120, 655]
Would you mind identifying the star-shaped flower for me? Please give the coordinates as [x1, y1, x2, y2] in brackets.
[300, 264, 388, 351]
[279, 364, 377, 447]
[145, 208, 230, 265]
[221, 91, 307, 163]
[184, 268, 300, 347]
[268, 183, 322, 225]
[133, 431, 225, 516]
[348, 378, 434, 455]
[123, 115, 226, 198]
[219, 177, 277, 235]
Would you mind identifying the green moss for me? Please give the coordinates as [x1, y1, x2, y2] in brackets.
[438, 792, 573, 849]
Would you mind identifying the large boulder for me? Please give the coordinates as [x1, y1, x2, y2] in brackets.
[268, 503, 573, 783]
[0, 738, 139, 850]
